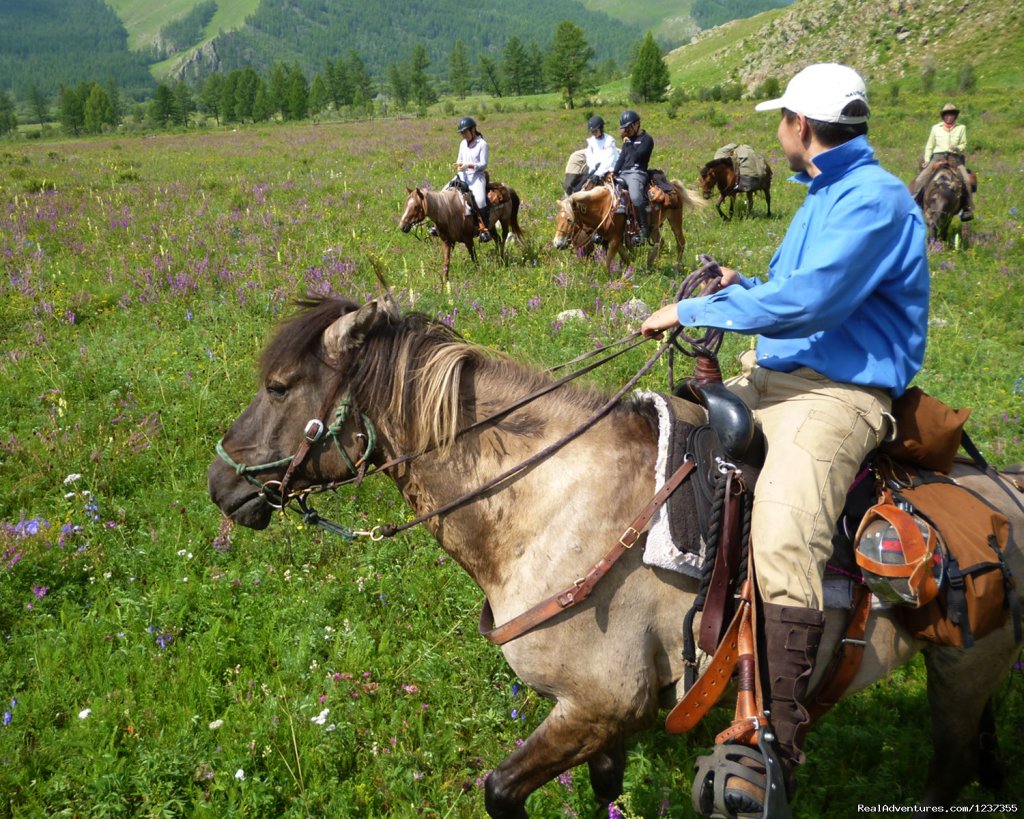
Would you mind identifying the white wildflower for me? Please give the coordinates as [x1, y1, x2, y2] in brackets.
[235, 768, 245, 781]
[78, 708, 91, 719]
[208, 719, 224, 730]
[311, 708, 330, 725]
[63, 473, 83, 485]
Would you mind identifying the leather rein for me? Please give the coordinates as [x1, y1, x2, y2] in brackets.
[560, 186, 617, 249]
[216, 262, 725, 644]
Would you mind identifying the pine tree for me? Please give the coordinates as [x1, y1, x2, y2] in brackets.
[630, 32, 670, 103]
[478, 55, 502, 97]
[387, 63, 410, 109]
[409, 44, 436, 108]
[83, 83, 114, 133]
[525, 41, 546, 94]
[200, 73, 224, 123]
[148, 83, 176, 128]
[502, 36, 528, 96]
[0, 90, 16, 136]
[449, 39, 472, 99]
[309, 75, 329, 117]
[27, 85, 49, 127]
[173, 80, 194, 126]
[545, 21, 594, 110]
[285, 65, 309, 120]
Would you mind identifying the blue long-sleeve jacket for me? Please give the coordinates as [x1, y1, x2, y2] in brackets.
[677, 135, 929, 396]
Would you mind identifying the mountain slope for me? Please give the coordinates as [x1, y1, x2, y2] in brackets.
[666, 0, 1024, 92]
[191, 0, 640, 81]
[0, 0, 152, 97]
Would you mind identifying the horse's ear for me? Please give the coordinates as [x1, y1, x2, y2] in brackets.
[323, 301, 378, 359]
[406, 187, 413, 193]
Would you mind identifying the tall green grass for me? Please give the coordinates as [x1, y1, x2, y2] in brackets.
[0, 93, 1021, 817]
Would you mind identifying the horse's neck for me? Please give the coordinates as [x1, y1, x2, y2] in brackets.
[385, 372, 658, 601]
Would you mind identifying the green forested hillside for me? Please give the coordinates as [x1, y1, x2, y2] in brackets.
[0, 0, 152, 97]
[207, 0, 639, 80]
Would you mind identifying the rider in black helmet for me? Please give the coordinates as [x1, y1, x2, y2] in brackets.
[454, 116, 491, 241]
[584, 115, 619, 187]
[612, 109, 654, 244]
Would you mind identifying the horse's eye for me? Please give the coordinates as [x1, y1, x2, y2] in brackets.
[266, 381, 289, 398]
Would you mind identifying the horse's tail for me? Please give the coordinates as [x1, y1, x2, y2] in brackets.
[671, 180, 708, 213]
[507, 187, 525, 242]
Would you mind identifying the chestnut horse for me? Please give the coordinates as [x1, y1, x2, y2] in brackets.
[399, 185, 523, 283]
[552, 181, 702, 272]
[209, 297, 1023, 818]
[699, 157, 772, 220]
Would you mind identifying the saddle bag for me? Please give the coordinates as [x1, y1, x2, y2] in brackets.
[858, 469, 1020, 648]
[486, 183, 510, 206]
[646, 169, 677, 207]
[879, 387, 971, 473]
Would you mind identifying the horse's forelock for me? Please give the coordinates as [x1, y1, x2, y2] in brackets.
[260, 297, 359, 380]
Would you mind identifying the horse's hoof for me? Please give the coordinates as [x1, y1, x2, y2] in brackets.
[959, 210, 973, 222]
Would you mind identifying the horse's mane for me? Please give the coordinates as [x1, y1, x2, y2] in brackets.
[264, 297, 621, 457]
[422, 188, 467, 232]
[701, 157, 733, 173]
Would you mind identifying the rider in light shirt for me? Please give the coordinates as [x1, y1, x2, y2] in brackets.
[455, 116, 491, 241]
[583, 115, 619, 182]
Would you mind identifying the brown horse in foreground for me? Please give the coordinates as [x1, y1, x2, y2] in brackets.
[209, 297, 1023, 818]
[399, 185, 524, 283]
[699, 157, 772, 220]
[552, 181, 703, 272]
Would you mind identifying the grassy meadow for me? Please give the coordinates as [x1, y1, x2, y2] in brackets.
[1, 90, 1023, 818]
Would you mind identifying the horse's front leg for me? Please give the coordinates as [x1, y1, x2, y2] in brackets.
[606, 233, 625, 274]
[588, 738, 626, 811]
[716, 194, 728, 221]
[442, 241, 452, 284]
[484, 700, 625, 819]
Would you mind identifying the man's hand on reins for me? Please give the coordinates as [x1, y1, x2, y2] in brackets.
[640, 266, 741, 339]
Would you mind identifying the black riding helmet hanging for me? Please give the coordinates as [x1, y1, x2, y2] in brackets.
[619, 109, 640, 129]
[587, 115, 604, 131]
[456, 116, 477, 133]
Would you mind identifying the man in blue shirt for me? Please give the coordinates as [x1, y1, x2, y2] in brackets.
[642, 63, 929, 816]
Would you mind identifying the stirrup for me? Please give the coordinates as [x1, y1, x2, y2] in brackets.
[692, 730, 792, 819]
[427, 225, 439, 237]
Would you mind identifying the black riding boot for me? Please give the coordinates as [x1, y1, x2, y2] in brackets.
[637, 207, 650, 244]
[478, 204, 491, 242]
[721, 603, 825, 815]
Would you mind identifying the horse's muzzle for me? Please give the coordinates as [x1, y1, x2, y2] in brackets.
[400, 223, 412, 233]
[552, 235, 569, 249]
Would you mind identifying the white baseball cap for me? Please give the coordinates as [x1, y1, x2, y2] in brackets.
[755, 63, 869, 124]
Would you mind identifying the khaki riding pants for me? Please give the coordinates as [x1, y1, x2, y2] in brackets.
[725, 350, 892, 610]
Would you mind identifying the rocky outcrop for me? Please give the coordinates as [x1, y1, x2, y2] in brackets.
[172, 38, 220, 82]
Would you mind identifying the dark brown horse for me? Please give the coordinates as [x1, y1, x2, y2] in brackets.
[209, 297, 1023, 818]
[552, 180, 703, 272]
[399, 185, 523, 283]
[920, 162, 967, 245]
[699, 156, 772, 220]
